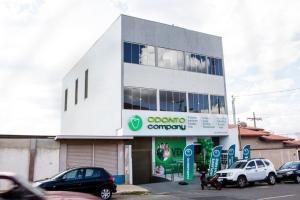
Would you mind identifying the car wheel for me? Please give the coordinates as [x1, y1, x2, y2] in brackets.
[267, 173, 276, 185]
[100, 187, 112, 200]
[295, 176, 300, 184]
[237, 176, 247, 188]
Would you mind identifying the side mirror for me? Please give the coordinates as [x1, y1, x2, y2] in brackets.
[246, 167, 252, 170]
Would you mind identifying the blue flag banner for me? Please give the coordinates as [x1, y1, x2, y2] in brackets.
[227, 144, 236, 168]
[208, 145, 223, 177]
[183, 144, 194, 181]
[242, 144, 251, 160]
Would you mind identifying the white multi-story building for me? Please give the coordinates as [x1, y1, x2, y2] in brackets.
[59, 15, 237, 184]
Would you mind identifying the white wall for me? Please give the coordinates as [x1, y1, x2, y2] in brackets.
[220, 127, 240, 158]
[0, 148, 29, 179]
[61, 17, 122, 135]
[34, 148, 59, 181]
[124, 63, 225, 96]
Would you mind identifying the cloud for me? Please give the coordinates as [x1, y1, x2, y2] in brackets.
[0, 0, 300, 134]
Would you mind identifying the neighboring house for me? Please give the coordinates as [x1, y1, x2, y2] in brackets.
[59, 15, 236, 184]
[0, 135, 59, 182]
[233, 126, 300, 169]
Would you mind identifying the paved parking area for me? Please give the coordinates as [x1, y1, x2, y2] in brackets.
[113, 180, 300, 200]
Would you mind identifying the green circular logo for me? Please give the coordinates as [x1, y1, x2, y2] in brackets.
[128, 115, 143, 131]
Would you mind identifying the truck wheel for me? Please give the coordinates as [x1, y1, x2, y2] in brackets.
[237, 176, 247, 188]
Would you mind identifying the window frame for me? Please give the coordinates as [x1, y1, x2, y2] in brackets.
[123, 41, 156, 67]
[159, 90, 187, 112]
[123, 86, 157, 111]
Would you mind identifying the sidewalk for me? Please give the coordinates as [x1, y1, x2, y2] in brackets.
[116, 184, 150, 195]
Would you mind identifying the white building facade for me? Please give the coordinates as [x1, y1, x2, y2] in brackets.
[60, 15, 236, 184]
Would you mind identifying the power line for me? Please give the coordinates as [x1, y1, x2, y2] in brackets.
[235, 87, 300, 98]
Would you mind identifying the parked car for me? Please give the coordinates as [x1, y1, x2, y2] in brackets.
[0, 172, 99, 200]
[216, 158, 277, 188]
[33, 167, 117, 200]
[276, 161, 300, 183]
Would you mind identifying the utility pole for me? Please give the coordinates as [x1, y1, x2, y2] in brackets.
[247, 112, 262, 128]
[232, 95, 237, 125]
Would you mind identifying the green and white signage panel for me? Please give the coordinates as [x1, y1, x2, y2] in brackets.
[208, 145, 223, 177]
[123, 110, 228, 136]
[183, 144, 194, 181]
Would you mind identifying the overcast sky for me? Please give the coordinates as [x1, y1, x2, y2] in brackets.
[1, 0, 300, 135]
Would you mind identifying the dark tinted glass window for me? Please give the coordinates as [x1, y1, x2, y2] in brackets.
[85, 168, 101, 178]
[124, 42, 131, 63]
[124, 87, 157, 111]
[132, 87, 140, 109]
[63, 169, 84, 180]
[188, 93, 209, 113]
[124, 87, 133, 109]
[247, 161, 256, 168]
[159, 91, 167, 111]
[263, 160, 270, 166]
[186, 53, 207, 74]
[179, 92, 187, 112]
[131, 43, 139, 64]
[149, 89, 157, 110]
[166, 91, 173, 111]
[160, 90, 186, 112]
[208, 57, 223, 76]
[64, 89, 68, 111]
[188, 93, 194, 112]
[124, 42, 155, 66]
[84, 69, 88, 99]
[75, 79, 78, 105]
[256, 160, 265, 168]
[211, 95, 226, 114]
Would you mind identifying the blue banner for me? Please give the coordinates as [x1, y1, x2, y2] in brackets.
[242, 144, 251, 160]
[183, 144, 194, 181]
[227, 144, 236, 168]
[208, 145, 223, 177]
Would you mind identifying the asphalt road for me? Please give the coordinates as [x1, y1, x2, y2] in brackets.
[113, 181, 300, 200]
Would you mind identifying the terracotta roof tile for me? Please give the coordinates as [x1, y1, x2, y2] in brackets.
[260, 134, 294, 141]
[283, 140, 300, 146]
[239, 127, 270, 137]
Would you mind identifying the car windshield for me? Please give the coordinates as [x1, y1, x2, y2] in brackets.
[50, 170, 69, 180]
[229, 161, 247, 169]
[280, 162, 299, 170]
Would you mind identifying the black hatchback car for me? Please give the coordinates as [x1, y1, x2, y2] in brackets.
[276, 161, 300, 183]
[33, 167, 117, 200]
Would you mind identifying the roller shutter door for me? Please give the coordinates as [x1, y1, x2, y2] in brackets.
[94, 144, 118, 175]
[66, 142, 118, 175]
[66, 144, 93, 168]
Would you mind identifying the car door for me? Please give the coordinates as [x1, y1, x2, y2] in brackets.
[245, 161, 258, 181]
[54, 169, 85, 192]
[255, 160, 267, 180]
[82, 168, 103, 194]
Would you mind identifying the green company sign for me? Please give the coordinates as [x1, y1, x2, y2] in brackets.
[147, 117, 186, 130]
[128, 115, 143, 131]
